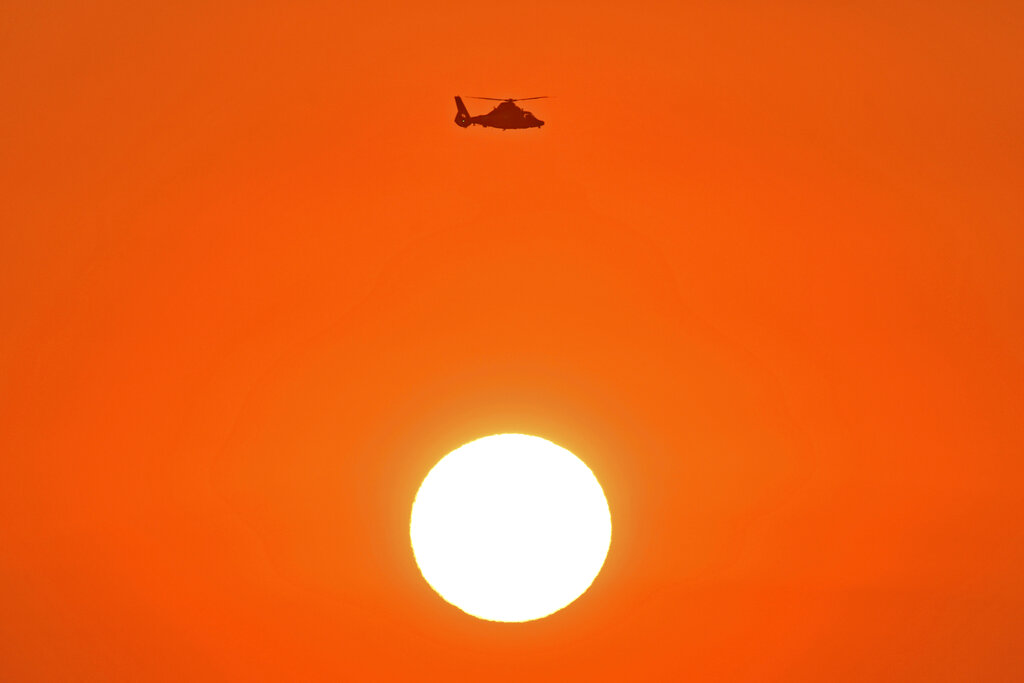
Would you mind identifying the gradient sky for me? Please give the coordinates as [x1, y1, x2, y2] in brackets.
[2, 2, 1022, 681]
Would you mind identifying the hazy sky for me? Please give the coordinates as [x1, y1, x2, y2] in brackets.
[2, 2, 1022, 680]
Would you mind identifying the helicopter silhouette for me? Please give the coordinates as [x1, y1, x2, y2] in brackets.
[454, 96, 546, 130]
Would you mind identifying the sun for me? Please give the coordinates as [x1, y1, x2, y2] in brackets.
[410, 434, 612, 622]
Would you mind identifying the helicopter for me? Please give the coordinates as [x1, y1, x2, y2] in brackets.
[454, 96, 546, 130]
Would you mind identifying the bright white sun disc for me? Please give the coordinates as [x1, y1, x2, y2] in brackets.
[410, 434, 612, 622]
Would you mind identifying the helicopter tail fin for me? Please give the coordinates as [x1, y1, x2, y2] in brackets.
[454, 96, 471, 127]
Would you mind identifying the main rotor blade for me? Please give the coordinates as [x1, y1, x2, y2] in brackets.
[467, 96, 550, 101]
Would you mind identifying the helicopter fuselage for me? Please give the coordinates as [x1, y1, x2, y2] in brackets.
[454, 96, 544, 130]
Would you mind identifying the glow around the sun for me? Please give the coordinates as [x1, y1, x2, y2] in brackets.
[410, 434, 612, 622]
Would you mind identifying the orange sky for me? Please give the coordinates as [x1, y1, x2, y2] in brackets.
[2, 1, 1022, 680]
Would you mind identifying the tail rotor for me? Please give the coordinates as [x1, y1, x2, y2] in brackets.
[454, 96, 471, 127]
